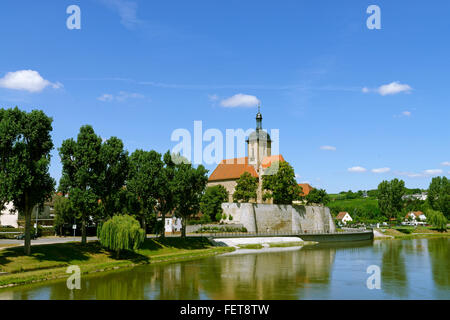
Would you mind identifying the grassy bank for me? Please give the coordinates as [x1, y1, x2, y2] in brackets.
[375, 227, 449, 240]
[0, 237, 234, 288]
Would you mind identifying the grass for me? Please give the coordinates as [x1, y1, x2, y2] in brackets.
[375, 228, 449, 240]
[0, 237, 234, 288]
[268, 241, 313, 248]
[237, 244, 263, 249]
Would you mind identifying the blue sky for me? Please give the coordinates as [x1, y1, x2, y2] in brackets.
[0, 0, 449, 193]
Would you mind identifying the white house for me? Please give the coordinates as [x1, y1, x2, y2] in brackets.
[403, 211, 427, 225]
[0, 202, 19, 228]
[164, 216, 182, 234]
[336, 212, 353, 225]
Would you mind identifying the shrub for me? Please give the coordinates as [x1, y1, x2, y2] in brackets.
[98, 215, 145, 256]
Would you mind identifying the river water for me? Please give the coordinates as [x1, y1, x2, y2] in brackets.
[0, 238, 448, 300]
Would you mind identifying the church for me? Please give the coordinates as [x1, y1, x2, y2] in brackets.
[207, 107, 313, 203]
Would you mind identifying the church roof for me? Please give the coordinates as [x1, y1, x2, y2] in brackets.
[298, 183, 314, 196]
[247, 129, 271, 142]
[208, 157, 258, 181]
[208, 155, 285, 181]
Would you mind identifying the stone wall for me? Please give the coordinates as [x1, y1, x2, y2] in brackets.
[221, 203, 336, 233]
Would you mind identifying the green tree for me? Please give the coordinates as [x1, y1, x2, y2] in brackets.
[426, 209, 448, 231]
[97, 137, 129, 219]
[173, 162, 208, 237]
[262, 161, 301, 204]
[233, 172, 258, 203]
[156, 151, 177, 238]
[0, 107, 55, 255]
[306, 189, 330, 205]
[377, 179, 405, 219]
[53, 194, 75, 236]
[200, 185, 229, 222]
[59, 125, 103, 245]
[127, 150, 164, 233]
[98, 215, 145, 257]
[427, 176, 450, 219]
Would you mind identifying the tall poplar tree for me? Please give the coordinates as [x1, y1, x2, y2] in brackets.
[0, 107, 55, 255]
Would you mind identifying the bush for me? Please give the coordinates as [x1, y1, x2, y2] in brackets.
[394, 227, 414, 234]
[98, 215, 145, 256]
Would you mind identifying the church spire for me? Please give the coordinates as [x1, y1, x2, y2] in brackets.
[256, 103, 262, 130]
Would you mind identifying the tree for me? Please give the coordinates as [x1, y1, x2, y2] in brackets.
[53, 194, 75, 236]
[306, 189, 330, 205]
[127, 150, 163, 233]
[377, 179, 405, 219]
[97, 137, 129, 219]
[427, 176, 450, 219]
[262, 161, 301, 204]
[233, 172, 258, 203]
[59, 125, 103, 245]
[200, 185, 229, 222]
[98, 215, 145, 257]
[426, 209, 448, 232]
[0, 107, 55, 255]
[156, 151, 177, 238]
[173, 162, 208, 237]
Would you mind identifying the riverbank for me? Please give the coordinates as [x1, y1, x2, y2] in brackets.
[0, 237, 234, 289]
[374, 227, 449, 240]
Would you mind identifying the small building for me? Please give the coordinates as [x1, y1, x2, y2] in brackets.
[164, 215, 182, 235]
[336, 212, 353, 225]
[404, 211, 426, 225]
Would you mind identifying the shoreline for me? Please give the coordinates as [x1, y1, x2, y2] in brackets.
[0, 238, 234, 289]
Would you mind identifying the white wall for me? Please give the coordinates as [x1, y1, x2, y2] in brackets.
[0, 202, 19, 228]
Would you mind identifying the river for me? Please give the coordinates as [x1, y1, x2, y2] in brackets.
[0, 238, 448, 300]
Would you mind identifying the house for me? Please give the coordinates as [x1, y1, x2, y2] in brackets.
[336, 212, 353, 225]
[1, 195, 57, 228]
[404, 211, 426, 225]
[164, 214, 182, 235]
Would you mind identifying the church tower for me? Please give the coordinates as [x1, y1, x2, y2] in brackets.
[247, 105, 272, 169]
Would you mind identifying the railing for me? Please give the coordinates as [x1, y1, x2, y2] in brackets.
[191, 229, 372, 238]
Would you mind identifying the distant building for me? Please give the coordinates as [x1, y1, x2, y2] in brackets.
[336, 212, 353, 225]
[164, 215, 182, 235]
[404, 211, 426, 225]
[402, 193, 428, 201]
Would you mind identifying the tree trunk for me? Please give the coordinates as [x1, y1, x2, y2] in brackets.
[181, 217, 186, 238]
[161, 211, 166, 238]
[141, 217, 147, 237]
[81, 217, 87, 245]
[24, 206, 32, 255]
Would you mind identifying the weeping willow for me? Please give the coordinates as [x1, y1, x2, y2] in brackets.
[98, 215, 145, 255]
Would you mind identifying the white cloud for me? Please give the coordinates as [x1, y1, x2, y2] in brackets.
[378, 82, 412, 96]
[98, 91, 144, 102]
[402, 111, 411, 117]
[220, 94, 260, 108]
[441, 161, 450, 166]
[372, 167, 391, 173]
[362, 81, 412, 96]
[348, 166, 367, 173]
[208, 94, 219, 101]
[424, 169, 443, 175]
[320, 145, 336, 151]
[0, 70, 61, 93]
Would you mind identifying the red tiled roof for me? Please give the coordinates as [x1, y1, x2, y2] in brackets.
[261, 155, 285, 168]
[298, 183, 313, 196]
[208, 157, 258, 181]
[336, 212, 349, 220]
[405, 211, 424, 218]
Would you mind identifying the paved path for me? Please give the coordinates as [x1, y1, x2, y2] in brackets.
[0, 237, 98, 246]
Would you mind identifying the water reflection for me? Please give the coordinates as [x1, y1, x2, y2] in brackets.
[0, 238, 448, 300]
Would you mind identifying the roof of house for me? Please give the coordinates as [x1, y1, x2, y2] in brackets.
[208, 155, 285, 181]
[336, 212, 349, 220]
[298, 183, 313, 196]
[405, 211, 424, 218]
